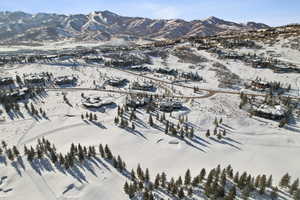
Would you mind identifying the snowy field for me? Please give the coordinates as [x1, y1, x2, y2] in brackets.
[0, 40, 299, 200]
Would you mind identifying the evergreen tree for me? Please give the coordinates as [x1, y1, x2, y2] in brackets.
[161, 172, 167, 188]
[99, 144, 105, 157]
[199, 168, 206, 182]
[184, 169, 191, 185]
[145, 168, 150, 182]
[12, 146, 20, 157]
[124, 181, 129, 195]
[217, 133, 222, 140]
[6, 148, 14, 161]
[234, 172, 240, 183]
[214, 127, 218, 135]
[259, 174, 267, 194]
[176, 176, 183, 186]
[104, 145, 113, 160]
[131, 169, 136, 180]
[267, 175, 273, 188]
[290, 179, 299, 195]
[255, 175, 261, 188]
[279, 173, 291, 188]
[206, 129, 210, 137]
[154, 174, 160, 189]
[149, 114, 154, 127]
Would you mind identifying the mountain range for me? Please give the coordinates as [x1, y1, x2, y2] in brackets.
[0, 10, 270, 43]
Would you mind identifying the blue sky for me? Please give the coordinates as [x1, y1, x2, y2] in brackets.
[1, 0, 299, 26]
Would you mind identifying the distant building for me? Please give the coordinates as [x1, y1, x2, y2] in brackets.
[252, 104, 286, 120]
[131, 82, 155, 91]
[82, 96, 114, 108]
[54, 76, 77, 86]
[24, 73, 49, 84]
[156, 68, 178, 76]
[105, 78, 128, 87]
[250, 80, 270, 90]
[126, 96, 150, 108]
[159, 101, 183, 112]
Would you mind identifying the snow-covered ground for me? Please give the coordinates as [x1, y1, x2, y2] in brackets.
[0, 41, 299, 200]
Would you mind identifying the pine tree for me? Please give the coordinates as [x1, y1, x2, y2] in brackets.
[199, 168, 206, 182]
[99, 144, 105, 157]
[279, 173, 290, 188]
[145, 168, 150, 182]
[217, 133, 222, 140]
[154, 174, 160, 189]
[124, 181, 129, 194]
[184, 169, 191, 185]
[220, 170, 227, 187]
[290, 179, 299, 195]
[175, 176, 182, 186]
[149, 114, 154, 127]
[6, 148, 14, 161]
[104, 145, 113, 160]
[131, 169, 136, 180]
[12, 146, 20, 157]
[255, 175, 261, 188]
[137, 164, 145, 182]
[219, 118, 223, 124]
[161, 172, 167, 188]
[214, 117, 219, 127]
[234, 172, 239, 183]
[206, 129, 210, 137]
[267, 175, 273, 188]
[259, 174, 267, 194]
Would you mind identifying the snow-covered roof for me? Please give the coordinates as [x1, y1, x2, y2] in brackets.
[254, 104, 286, 116]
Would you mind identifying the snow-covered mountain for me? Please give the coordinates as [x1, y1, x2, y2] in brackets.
[0, 10, 269, 42]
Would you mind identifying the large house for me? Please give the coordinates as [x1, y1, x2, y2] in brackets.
[105, 78, 128, 87]
[82, 96, 114, 108]
[252, 104, 286, 120]
[24, 73, 49, 84]
[159, 101, 183, 112]
[131, 82, 155, 91]
[54, 76, 77, 86]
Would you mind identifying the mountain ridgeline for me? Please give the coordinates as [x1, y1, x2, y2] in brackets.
[0, 10, 269, 43]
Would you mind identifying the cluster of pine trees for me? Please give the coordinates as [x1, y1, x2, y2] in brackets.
[23, 138, 127, 172]
[114, 105, 133, 128]
[0, 87, 45, 114]
[205, 117, 226, 140]
[81, 112, 98, 121]
[124, 164, 300, 200]
[24, 102, 47, 118]
[0, 140, 20, 162]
